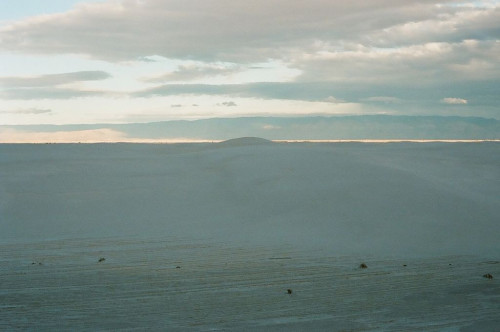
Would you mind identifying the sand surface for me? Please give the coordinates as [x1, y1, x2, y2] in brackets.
[1, 142, 499, 330]
[1, 237, 499, 331]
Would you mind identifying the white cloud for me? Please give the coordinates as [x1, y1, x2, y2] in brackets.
[0, 0, 477, 63]
[324, 96, 345, 103]
[293, 40, 500, 84]
[366, 6, 500, 48]
[442, 97, 468, 104]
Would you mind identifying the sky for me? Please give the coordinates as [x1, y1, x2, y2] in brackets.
[0, 0, 499, 125]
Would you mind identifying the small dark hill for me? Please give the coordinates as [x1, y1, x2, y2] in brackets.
[218, 137, 273, 147]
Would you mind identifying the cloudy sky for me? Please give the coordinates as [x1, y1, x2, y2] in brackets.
[0, 0, 499, 125]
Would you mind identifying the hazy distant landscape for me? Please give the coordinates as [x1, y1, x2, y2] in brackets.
[2, 115, 499, 143]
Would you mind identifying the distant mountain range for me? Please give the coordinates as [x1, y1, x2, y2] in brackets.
[2, 115, 499, 141]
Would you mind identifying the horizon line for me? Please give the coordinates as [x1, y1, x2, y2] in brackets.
[2, 139, 499, 144]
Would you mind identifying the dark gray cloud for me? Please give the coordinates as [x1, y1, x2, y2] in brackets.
[1, 108, 52, 114]
[0, 87, 111, 100]
[362, 97, 401, 103]
[144, 64, 241, 83]
[134, 79, 500, 117]
[0, 71, 111, 87]
[219, 101, 237, 107]
[0, 71, 114, 99]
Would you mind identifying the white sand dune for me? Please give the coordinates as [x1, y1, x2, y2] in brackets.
[1, 141, 498, 257]
[0, 141, 499, 330]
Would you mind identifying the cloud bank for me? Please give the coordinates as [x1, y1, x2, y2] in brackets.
[3, 1, 498, 63]
[1, 108, 52, 114]
[0, 0, 498, 123]
[0, 71, 111, 87]
[143, 64, 241, 83]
